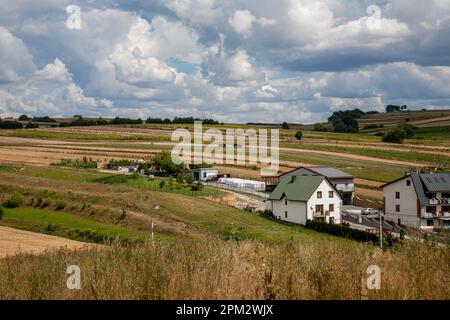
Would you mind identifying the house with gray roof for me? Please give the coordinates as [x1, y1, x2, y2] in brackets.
[264, 167, 354, 205]
[268, 175, 343, 225]
[382, 173, 450, 230]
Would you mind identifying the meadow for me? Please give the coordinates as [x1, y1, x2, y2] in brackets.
[0, 238, 448, 299]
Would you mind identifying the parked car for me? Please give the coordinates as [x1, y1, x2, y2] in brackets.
[361, 208, 379, 215]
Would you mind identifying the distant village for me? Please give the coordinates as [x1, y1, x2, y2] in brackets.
[96, 154, 450, 237]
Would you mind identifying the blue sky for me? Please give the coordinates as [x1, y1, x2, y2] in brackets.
[1, 0, 450, 123]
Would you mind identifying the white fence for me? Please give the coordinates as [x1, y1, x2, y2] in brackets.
[204, 181, 270, 199]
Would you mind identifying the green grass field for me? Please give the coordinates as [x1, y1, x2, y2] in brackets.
[282, 143, 450, 166]
[280, 151, 408, 182]
[0, 207, 155, 243]
[0, 129, 170, 141]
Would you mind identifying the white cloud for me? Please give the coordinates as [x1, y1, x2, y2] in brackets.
[229, 10, 256, 38]
[0, 27, 35, 82]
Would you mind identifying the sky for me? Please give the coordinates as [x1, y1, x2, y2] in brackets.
[1, 0, 450, 123]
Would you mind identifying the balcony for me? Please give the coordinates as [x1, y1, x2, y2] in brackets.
[314, 211, 330, 218]
[422, 212, 450, 219]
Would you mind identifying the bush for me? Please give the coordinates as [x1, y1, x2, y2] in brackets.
[56, 200, 66, 210]
[313, 124, 328, 132]
[374, 132, 385, 137]
[305, 220, 385, 246]
[0, 121, 23, 129]
[3, 193, 24, 208]
[281, 122, 290, 130]
[363, 124, 383, 130]
[25, 122, 39, 129]
[0, 207, 4, 220]
[223, 226, 247, 241]
[191, 182, 203, 191]
[382, 128, 406, 144]
[40, 198, 51, 208]
[159, 180, 166, 189]
[295, 131, 303, 140]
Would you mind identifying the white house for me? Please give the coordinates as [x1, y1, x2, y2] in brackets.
[268, 175, 343, 225]
[382, 173, 450, 230]
[191, 168, 219, 182]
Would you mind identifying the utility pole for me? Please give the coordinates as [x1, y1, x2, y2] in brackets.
[379, 211, 383, 250]
[151, 220, 155, 243]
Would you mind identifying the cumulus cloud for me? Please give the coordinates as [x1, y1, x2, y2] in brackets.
[0, 0, 450, 122]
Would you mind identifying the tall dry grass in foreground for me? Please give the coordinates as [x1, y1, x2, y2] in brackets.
[0, 239, 448, 300]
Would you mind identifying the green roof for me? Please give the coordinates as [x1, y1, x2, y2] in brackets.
[268, 175, 325, 201]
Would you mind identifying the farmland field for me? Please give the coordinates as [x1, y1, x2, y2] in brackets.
[1, 121, 449, 300]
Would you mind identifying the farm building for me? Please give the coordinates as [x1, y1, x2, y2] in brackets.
[382, 172, 450, 231]
[264, 166, 354, 205]
[191, 168, 219, 182]
[268, 175, 343, 225]
[217, 177, 266, 191]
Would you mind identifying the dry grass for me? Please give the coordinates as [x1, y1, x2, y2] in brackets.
[0, 239, 448, 300]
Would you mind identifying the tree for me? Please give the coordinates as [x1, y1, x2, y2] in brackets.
[295, 131, 303, 140]
[25, 122, 39, 129]
[18, 115, 30, 121]
[386, 105, 401, 113]
[382, 128, 406, 144]
[328, 109, 364, 133]
[152, 151, 185, 175]
[399, 123, 416, 138]
[281, 122, 290, 130]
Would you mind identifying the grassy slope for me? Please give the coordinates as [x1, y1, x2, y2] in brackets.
[0, 165, 335, 244]
[0, 207, 154, 243]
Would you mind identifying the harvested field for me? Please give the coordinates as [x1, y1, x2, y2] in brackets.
[0, 226, 95, 258]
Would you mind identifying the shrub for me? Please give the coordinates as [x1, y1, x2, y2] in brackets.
[374, 132, 385, 137]
[295, 131, 303, 140]
[3, 193, 24, 208]
[40, 198, 51, 208]
[159, 180, 166, 189]
[223, 226, 247, 241]
[191, 182, 203, 191]
[281, 122, 290, 130]
[313, 124, 328, 132]
[0, 207, 3, 220]
[305, 220, 389, 246]
[0, 121, 23, 129]
[56, 200, 66, 210]
[382, 128, 406, 144]
[25, 122, 39, 129]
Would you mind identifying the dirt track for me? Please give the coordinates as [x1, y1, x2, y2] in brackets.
[0, 226, 94, 258]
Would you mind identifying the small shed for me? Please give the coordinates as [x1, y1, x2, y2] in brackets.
[191, 168, 219, 182]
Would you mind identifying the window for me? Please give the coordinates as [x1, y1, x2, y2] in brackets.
[317, 191, 322, 199]
[406, 180, 411, 186]
[395, 192, 400, 199]
[427, 220, 434, 227]
[203, 172, 207, 178]
[426, 206, 437, 213]
[284, 198, 288, 206]
[315, 205, 324, 214]
[396, 205, 400, 212]
[285, 211, 288, 218]
[329, 191, 334, 198]
[329, 204, 334, 212]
